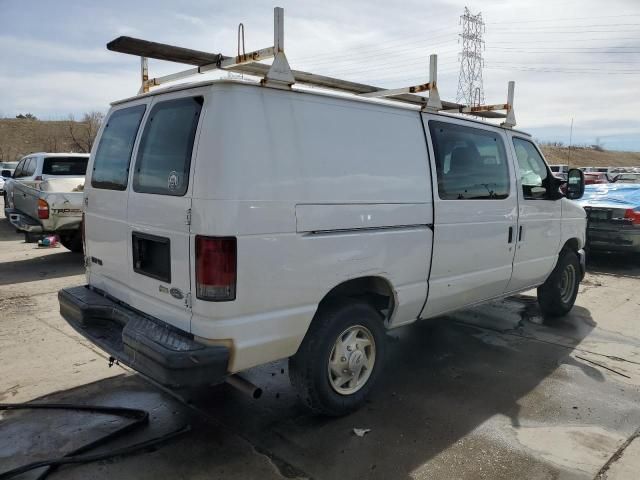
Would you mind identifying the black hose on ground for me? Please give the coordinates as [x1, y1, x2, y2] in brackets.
[0, 403, 190, 480]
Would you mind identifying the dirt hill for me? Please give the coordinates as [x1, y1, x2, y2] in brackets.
[0, 118, 94, 162]
[1, 117, 638, 168]
[539, 145, 640, 168]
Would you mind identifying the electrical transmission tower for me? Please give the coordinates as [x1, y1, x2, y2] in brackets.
[456, 7, 485, 106]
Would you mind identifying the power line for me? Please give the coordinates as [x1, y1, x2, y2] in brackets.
[485, 13, 640, 24]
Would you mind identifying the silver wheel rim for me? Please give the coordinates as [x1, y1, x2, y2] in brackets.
[327, 325, 376, 396]
[559, 263, 577, 304]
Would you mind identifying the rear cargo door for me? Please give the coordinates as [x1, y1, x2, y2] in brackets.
[125, 92, 204, 332]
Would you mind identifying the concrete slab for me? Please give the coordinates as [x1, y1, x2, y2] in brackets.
[603, 434, 640, 480]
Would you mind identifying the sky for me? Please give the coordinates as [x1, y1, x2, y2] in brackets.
[1, 0, 639, 150]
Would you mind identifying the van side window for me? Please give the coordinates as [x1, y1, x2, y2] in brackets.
[92, 105, 146, 190]
[512, 138, 549, 199]
[133, 96, 203, 196]
[429, 121, 510, 200]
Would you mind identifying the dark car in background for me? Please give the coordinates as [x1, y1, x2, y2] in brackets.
[578, 183, 640, 253]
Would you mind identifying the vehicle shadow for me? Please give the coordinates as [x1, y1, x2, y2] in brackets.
[586, 251, 640, 279]
[0, 251, 84, 286]
[181, 295, 598, 479]
[0, 297, 600, 479]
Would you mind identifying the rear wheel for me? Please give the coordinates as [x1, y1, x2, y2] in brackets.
[289, 299, 386, 416]
[537, 249, 580, 317]
[60, 231, 83, 253]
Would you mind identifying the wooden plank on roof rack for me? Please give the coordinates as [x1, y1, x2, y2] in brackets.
[107, 36, 225, 66]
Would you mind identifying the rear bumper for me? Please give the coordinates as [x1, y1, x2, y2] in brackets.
[59, 286, 230, 388]
[6, 208, 43, 233]
[587, 226, 640, 253]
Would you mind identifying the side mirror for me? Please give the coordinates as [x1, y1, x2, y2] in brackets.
[566, 168, 585, 200]
[1, 169, 11, 178]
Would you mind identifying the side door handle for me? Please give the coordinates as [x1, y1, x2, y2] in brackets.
[508, 226, 514, 244]
[518, 225, 523, 242]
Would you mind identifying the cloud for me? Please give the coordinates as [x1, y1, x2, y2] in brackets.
[1, 0, 639, 150]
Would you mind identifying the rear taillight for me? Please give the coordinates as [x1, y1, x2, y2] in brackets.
[624, 209, 640, 225]
[195, 236, 237, 301]
[37, 198, 49, 219]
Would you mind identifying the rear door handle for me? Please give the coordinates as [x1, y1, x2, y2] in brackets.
[508, 226, 513, 244]
[518, 226, 523, 242]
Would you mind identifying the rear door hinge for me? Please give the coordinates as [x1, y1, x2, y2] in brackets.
[185, 208, 192, 226]
[184, 293, 192, 309]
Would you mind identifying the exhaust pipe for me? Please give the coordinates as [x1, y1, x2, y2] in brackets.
[225, 374, 262, 399]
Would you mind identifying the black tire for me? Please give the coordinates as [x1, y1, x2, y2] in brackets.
[289, 299, 387, 416]
[537, 249, 581, 317]
[60, 231, 83, 253]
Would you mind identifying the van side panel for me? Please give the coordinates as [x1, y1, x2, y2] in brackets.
[191, 84, 433, 372]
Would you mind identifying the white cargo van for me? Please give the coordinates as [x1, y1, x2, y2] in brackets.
[59, 13, 587, 415]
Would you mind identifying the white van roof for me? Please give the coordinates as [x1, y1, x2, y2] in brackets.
[111, 78, 532, 137]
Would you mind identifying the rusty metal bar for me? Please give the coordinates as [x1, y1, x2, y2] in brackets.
[444, 103, 509, 113]
[360, 82, 434, 98]
[501, 81, 516, 128]
[218, 47, 275, 69]
[426, 54, 442, 111]
[139, 57, 149, 94]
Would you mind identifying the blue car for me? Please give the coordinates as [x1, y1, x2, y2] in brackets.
[578, 183, 640, 253]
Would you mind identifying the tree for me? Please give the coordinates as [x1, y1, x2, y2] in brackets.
[68, 111, 105, 153]
[15, 113, 37, 120]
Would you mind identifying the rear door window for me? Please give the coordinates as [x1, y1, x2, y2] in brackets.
[429, 121, 510, 200]
[133, 96, 203, 196]
[43, 157, 88, 176]
[24, 158, 36, 177]
[92, 105, 146, 190]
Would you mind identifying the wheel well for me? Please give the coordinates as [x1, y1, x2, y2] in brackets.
[563, 238, 580, 253]
[318, 276, 396, 324]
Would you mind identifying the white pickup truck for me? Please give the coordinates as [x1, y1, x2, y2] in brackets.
[59, 77, 587, 415]
[3, 153, 88, 252]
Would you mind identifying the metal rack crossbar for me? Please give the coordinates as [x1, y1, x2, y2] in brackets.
[106, 7, 516, 127]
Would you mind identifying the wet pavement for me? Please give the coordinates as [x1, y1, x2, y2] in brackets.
[1, 201, 640, 479]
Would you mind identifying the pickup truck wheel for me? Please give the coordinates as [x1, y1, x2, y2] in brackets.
[60, 231, 83, 253]
[537, 249, 580, 317]
[289, 299, 386, 416]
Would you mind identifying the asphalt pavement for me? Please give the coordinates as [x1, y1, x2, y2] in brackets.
[1, 199, 639, 479]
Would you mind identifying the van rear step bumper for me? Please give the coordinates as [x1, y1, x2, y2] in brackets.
[58, 286, 230, 388]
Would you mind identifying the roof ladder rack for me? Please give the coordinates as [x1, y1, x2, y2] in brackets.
[106, 6, 516, 127]
[360, 54, 442, 111]
[111, 7, 294, 94]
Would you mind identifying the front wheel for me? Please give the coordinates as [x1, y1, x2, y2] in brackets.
[537, 249, 580, 317]
[289, 299, 387, 416]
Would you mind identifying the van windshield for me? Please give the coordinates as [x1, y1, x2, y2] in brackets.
[43, 157, 88, 176]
